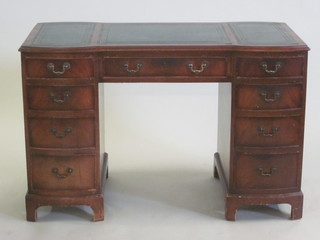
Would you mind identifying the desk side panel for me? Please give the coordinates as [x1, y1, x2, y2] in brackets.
[98, 83, 106, 168]
[217, 83, 232, 186]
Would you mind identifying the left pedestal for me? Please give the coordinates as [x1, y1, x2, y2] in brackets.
[21, 52, 106, 221]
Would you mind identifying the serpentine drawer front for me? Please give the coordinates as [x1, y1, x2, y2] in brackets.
[25, 57, 94, 78]
[236, 84, 303, 110]
[235, 117, 301, 147]
[27, 85, 95, 110]
[234, 153, 300, 193]
[31, 155, 97, 193]
[28, 118, 96, 148]
[236, 56, 304, 77]
[19, 22, 309, 221]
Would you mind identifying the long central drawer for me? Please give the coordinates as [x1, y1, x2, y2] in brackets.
[102, 57, 228, 77]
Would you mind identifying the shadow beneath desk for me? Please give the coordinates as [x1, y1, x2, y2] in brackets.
[235, 204, 292, 221]
[36, 206, 94, 222]
[104, 169, 293, 221]
[0, 168, 292, 222]
[105, 169, 225, 220]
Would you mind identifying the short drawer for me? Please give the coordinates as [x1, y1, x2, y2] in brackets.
[27, 85, 95, 110]
[25, 58, 94, 78]
[103, 57, 227, 77]
[236, 84, 303, 110]
[236, 57, 304, 77]
[31, 155, 96, 191]
[29, 118, 95, 148]
[234, 153, 299, 191]
[235, 117, 301, 147]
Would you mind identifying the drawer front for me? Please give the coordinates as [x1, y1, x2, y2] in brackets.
[25, 58, 94, 78]
[236, 84, 303, 110]
[103, 57, 227, 77]
[27, 85, 95, 110]
[31, 155, 95, 191]
[29, 118, 95, 148]
[236, 57, 304, 77]
[234, 154, 299, 191]
[235, 117, 300, 147]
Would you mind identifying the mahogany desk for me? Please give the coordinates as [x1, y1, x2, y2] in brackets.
[19, 22, 309, 221]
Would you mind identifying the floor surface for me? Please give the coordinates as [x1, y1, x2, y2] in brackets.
[0, 152, 319, 240]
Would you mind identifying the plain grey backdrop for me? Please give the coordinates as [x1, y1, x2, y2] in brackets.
[0, 0, 319, 239]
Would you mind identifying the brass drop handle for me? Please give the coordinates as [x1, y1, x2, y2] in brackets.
[49, 91, 70, 104]
[50, 127, 72, 138]
[47, 62, 71, 76]
[257, 167, 277, 177]
[260, 61, 282, 74]
[123, 63, 143, 73]
[52, 167, 73, 179]
[257, 126, 279, 137]
[188, 62, 208, 73]
[260, 91, 281, 102]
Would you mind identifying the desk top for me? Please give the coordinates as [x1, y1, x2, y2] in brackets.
[20, 22, 308, 52]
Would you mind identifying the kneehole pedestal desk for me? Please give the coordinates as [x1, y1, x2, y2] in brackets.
[19, 22, 309, 221]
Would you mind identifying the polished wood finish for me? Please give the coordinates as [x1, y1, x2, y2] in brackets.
[236, 83, 303, 110]
[20, 22, 309, 221]
[31, 155, 96, 191]
[102, 57, 228, 77]
[235, 117, 301, 147]
[236, 56, 304, 77]
[28, 118, 95, 148]
[25, 57, 94, 78]
[27, 85, 95, 110]
[234, 153, 299, 192]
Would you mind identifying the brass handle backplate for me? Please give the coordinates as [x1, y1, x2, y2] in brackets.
[49, 91, 70, 104]
[257, 167, 277, 177]
[52, 167, 73, 179]
[47, 62, 71, 76]
[260, 91, 281, 102]
[50, 127, 72, 138]
[257, 126, 279, 137]
[188, 62, 208, 73]
[123, 63, 143, 73]
[260, 61, 282, 74]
